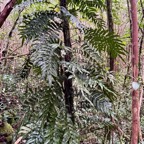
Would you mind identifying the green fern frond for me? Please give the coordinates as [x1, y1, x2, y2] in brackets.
[19, 10, 61, 41]
[20, 56, 32, 79]
[84, 28, 126, 58]
[30, 35, 61, 85]
[68, 0, 105, 27]
[69, 0, 105, 9]
[81, 42, 102, 63]
[16, 0, 50, 5]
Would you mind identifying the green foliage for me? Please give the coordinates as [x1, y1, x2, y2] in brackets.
[14, 0, 126, 143]
[16, 0, 49, 5]
[19, 10, 61, 41]
[68, 0, 105, 9]
[84, 28, 126, 58]
[20, 57, 32, 79]
[19, 82, 80, 144]
[0, 0, 136, 143]
[0, 122, 14, 143]
[68, 0, 105, 27]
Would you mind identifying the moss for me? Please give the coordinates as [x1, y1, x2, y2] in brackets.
[0, 122, 14, 143]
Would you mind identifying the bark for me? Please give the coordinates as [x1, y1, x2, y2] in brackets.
[106, 0, 115, 71]
[130, 0, 139, 143]
[0, 0, 16, 28]
[60, 0, 74, 123]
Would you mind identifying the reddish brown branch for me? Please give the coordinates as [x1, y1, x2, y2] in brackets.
[0, 0, 17, 28]
[113, 123, 129, 141]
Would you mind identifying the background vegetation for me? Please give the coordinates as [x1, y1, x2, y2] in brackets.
[0, 0, 143, 143]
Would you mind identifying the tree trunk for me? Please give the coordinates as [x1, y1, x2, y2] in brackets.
[123, 0, 132, 88]
[106, 0, 115, 71]
[130, 0, 139, 143]
[60, 0, 75, 123]
[0, 0, 16, 28]
[106, 1, 115, 143]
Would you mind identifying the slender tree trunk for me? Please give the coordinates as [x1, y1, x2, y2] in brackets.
[0, 0, 16, 28]
[138, 1, 144, 141]
[60, 0, 74, 123]
[106, 0, 115, 71]
[130, 0, 139, 143]
[123, 0, 132, 88]
[106, 1, 115, 143]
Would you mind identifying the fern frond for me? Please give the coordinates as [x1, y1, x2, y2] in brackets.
[19, 10, 61, 41]
[68, 0, 105, 27]
[84, 28, 126, 58]
[81, 42, 102, 63]
[16, 0, 50, 5]
[69, 0, 105, 9]
[30, 35, 61, 85]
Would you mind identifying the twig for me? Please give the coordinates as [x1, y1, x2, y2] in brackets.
[113, 122, 130, 141]
[3, 8, 24, 66]
[1, 53, 29, 60]
[14, 136, 23, 144]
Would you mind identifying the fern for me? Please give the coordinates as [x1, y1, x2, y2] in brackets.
[31, 36, 61, 85]
[17, 2, 125, 143]
[68, 0, 105, 28]
[84, 28, 126, 58]
[19, 84, 79, 144]
[19, 10, 61, 41]
[68, 0, 105, 11]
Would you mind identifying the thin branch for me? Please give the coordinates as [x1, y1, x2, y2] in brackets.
[1, 53, 29, 60]
[3, 8, 24, 66]
[14, 137, 23, 144]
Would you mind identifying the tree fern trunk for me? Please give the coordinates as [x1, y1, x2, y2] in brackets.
[60, 0, 74, 123]
[0, 0, 16, 28]
[130, 0, 139, 143]
[106, 0, 115, 71]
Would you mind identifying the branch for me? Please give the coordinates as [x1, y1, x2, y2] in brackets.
[14, 137, 23, 144]
[113, 123, 130, 141]
[0, 0, 17, 28]
[1, 53, 29, 60]
[3, 8, 24, 66]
